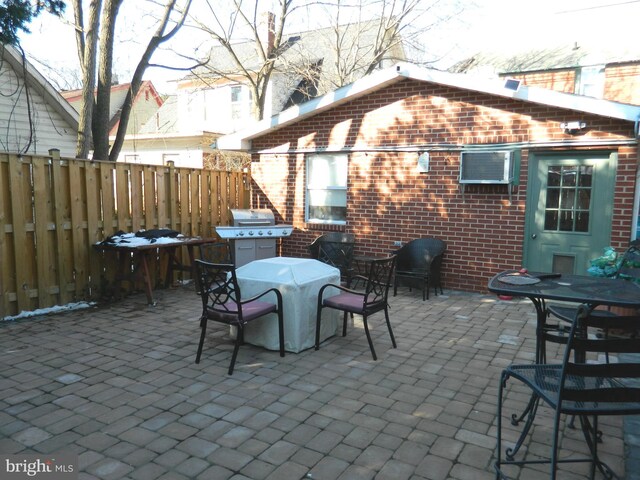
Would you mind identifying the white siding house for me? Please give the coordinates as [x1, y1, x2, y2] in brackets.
[0, 45, 78, 157]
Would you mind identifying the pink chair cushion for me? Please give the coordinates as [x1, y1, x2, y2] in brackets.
[323, 293, 365, 314]
[208, 299, 277, 323]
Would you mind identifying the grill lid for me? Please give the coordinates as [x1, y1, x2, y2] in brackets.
[230, 209, 275, 226]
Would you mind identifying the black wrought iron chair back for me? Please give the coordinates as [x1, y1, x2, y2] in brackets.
[199, 242, 232, 264]
[315, 255, 397, 360]
[496, 304, 640, 479]
[194, 260, 284, 375]
[393, 238, 446, 301]
[616, 241, 640, 283]
[307, 232, 356, 259]
[317, 240, 355, 286]
[546, 242, 640, 350]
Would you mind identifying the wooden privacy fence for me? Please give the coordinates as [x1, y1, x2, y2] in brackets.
[0, 152, 248, 318]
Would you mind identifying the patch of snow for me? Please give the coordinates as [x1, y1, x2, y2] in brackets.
[3, 302, 96, 322]
[96, 232, 186, 248]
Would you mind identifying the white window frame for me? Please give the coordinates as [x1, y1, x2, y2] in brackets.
[305, 153, 348, 225]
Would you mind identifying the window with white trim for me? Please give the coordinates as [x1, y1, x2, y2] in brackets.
[306, 154, 347, 224]
[576, 65, 605, 98]
[230, 85, 251, 120]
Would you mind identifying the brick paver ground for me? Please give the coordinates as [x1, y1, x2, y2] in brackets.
[0, 284, 630, 479]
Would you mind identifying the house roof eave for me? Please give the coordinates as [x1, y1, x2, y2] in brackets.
[4, 44, 79, 129]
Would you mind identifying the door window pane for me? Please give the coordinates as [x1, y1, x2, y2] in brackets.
[559, 211, 574, 231]
[560, 190, 574, 209]
[546, 189, 560, 209]
[562, 167, 577, 186]
[545, 211, 558, 230]
[577, 189, 591, 209]
[578, 166, 593, 186]
[547, 166, 561, 186]
[575, 212, 590, 232]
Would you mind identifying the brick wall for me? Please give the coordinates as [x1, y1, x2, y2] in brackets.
[604, 63, 640, 105]
[510, 69, 576, 93]
[250, 78, 638, 292]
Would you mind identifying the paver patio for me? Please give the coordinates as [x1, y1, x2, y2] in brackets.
[0, 284, 632, 479]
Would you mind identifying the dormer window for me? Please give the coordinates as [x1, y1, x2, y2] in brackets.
[576, 65, 605, 98]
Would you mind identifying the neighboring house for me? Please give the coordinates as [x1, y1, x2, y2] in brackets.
[0, 44, 78, 157]
[111, 16, 404, 168]
[176, 15, 406, 135]
[61, 81, 211, 168]
[115, 95, 217, 168]
[218, 62, 640, 293]
[61, 80, 163, 136]
[453, 44, 640, 105]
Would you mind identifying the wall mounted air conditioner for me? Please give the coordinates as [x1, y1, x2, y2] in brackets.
[459, 151, 513, 184]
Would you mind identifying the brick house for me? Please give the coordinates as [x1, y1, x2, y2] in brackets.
[453, 45, 640, 105]
[218, 63, 640, 293]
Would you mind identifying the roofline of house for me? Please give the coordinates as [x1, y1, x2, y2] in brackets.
[216, 62, 640, 151]
[498, 58, 640, 77]
[111, 131, 220, 142]
[4, 44, 79, 129]
[401, 62, 640, 120]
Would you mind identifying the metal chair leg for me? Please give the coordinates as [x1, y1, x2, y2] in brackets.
[362, 315, 377, 360]
[384, 307, 396, 348]
[342, 311, 349, 336]
[195, 317, 207, 363]
[315, 303, 323, 350]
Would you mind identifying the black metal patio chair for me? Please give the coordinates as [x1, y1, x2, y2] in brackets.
[393, 238, 446, 301]
[307, 232, 356, 259]
[317, 240, 356, 287]
[198, 241, 232, 264]
[495, 304, 640, 479]
[194, 260, 284, 374]
[315, 255, 397, 360]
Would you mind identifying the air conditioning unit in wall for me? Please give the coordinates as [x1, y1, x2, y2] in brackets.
[459, 151, 513, 184]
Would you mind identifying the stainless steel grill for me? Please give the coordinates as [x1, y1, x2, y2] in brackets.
[215, 209, 293, 267]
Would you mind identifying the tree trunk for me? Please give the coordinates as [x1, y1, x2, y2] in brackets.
[74, 0, 101, 159]
[109, 0, 192, 161]
[92, 0, 122, 161]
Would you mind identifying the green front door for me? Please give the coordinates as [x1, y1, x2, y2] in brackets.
[524, 152, 616, 275]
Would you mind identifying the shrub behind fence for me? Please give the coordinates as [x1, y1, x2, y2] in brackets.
[0, 152, 247, 318]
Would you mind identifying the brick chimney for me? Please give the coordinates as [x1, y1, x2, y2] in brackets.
[259, 11, 276, 56]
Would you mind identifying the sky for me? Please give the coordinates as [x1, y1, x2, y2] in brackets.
[16, 0, 640, 94]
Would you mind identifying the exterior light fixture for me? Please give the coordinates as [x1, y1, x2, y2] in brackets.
[417, 152, 430, 173]
[560, 121, 587, 134]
